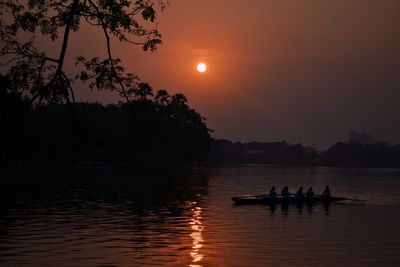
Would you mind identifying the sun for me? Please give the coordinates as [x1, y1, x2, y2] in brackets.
[197, 62, 207, 73]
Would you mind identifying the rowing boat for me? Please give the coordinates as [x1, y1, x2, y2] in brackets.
[231, 195, 346, 205]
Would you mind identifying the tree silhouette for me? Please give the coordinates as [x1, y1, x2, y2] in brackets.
[1, 0, 166, 104]
[1, 1, 212, 174]
[0, 76, 211, 173]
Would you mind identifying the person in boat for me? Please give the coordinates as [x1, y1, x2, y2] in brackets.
[269, 186, 277, 198]
[281, 186, 290, 198]
[295, 186, 305, 200]
[321, 185, 331, 198]
[306, 187, 315, 199]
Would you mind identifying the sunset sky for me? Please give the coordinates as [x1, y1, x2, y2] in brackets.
[60, 0, 400, 148]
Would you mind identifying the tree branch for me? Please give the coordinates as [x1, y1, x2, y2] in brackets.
[55, 0, 80, 76]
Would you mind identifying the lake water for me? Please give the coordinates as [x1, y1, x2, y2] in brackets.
[1, 165, 400, 266]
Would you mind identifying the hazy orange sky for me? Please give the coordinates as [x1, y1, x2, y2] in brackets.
[56, 0, 400, 148]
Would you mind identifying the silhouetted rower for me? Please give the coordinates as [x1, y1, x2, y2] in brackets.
[306, 187, 315, 199]
[269, 186, 277, 198]
[295, 186, 305, 200]
[281, 186, 290, 198]
[321, 185, 331, 198]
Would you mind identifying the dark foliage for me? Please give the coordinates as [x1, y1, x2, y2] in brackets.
[0, 76, 211, 174]
[0, 0, 166, 104]
[0, 1, 214, 176]
[319, 142, 400, 168]
[206, 139, 318, 166]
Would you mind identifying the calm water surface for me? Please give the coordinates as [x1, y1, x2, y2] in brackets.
[1, 165, 400, 266]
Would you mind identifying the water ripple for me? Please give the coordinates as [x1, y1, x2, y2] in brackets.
[0, 166, 400, 266]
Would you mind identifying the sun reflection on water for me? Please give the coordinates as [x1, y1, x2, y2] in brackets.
[189, 201, 204, 267]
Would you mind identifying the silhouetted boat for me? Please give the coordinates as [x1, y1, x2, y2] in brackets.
[232, 195, 346, 205]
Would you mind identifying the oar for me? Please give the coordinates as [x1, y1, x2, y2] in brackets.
[343, 197, 366, 202]
[328, 196, 366, 202]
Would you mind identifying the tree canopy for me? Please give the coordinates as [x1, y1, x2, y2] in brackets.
[0, 0, 167, 104]
[0, 1, 213, 175]
[0, 74, 211, 174]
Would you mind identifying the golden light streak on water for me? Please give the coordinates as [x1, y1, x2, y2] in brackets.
[189, 201, 204, 266]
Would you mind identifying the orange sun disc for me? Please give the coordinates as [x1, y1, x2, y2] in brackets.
[197, 63, 207, 73]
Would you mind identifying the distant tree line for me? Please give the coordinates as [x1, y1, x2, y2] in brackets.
[0, 75, 211, 174]
[206, 139, 400, 168]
